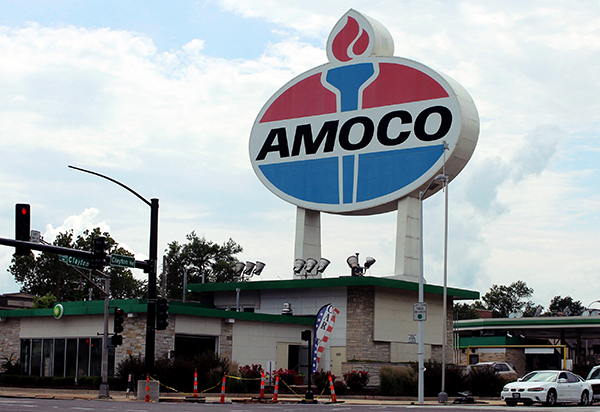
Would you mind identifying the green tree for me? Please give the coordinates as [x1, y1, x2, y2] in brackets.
[9, 228, 146, 301]
[545, 295, 583, 316]
[453, 302, 480, 320]
[32, 293, 56, 309]
[480, 280, 534, 318]
[161, 232, 243, 299]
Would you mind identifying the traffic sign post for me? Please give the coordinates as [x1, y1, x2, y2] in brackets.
[413, 302, 427, 321]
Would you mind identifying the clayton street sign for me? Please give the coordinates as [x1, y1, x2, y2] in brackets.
[110, 254, 135, 268]
[59, 255, 91, 270]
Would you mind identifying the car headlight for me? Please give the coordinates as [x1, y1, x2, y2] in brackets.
[527, 387, 545, 392]
[502, 386, 510, 391]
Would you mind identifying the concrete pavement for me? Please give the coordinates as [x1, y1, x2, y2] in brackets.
[0, 386, 506, 405]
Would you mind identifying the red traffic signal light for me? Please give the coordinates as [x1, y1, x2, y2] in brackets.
[156, 298, 169, 330]
[114, 308, 125, 334]
[15, 203, 31, 256]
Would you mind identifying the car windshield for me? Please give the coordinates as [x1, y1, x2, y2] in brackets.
[589, 369, 600, 380]
[521, 372, 558, 382]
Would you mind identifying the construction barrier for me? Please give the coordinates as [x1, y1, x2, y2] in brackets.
[328, 372, 337, 403]
[145, 373, 150, 402]
[272, 374, 279, 402]
[193, 368, 198, 397]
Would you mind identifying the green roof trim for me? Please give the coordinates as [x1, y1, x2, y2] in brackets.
[457, 336, 542, 348]
[0, 299, 314, 325]
[187, 276, 479, 299]
[455, 316, 600, 329]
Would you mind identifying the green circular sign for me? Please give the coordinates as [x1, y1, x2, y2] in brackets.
[53, 304, 64, 319]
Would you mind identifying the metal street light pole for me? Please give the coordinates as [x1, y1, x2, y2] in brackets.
[69, 165, 159, 377]
[438, 173, 449, 403]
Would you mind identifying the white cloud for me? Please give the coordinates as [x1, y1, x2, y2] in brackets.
[1, 1, 600, 310]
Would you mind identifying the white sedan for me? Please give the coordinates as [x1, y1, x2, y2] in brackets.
[501, 370, 591, 407]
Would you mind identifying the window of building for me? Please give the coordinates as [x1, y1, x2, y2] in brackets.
[20, 338, 115, 377]
[174, 335, 217, 360]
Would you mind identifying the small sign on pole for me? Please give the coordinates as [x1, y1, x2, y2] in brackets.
[413, 302, 427, 321]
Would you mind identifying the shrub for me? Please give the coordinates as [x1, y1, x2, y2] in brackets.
[239, 364, 262, 392]
[276, 368, 298, 386]
[467, 364, 505, 397]
[76, 376, 96, 388]
[379, 365, 417, 396]
[1, 354, 20, 375]
[115, 354, 145, 391]
[407, 362, 468, 396]
[333, 380, 347, 395]
[313, 369, 335, 390]
[53, 377, 76, 387]
[343, 370, 369, 391]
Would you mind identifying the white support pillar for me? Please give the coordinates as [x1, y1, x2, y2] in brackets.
[394, 195, 421, 282]
[294, 207, 322, 279]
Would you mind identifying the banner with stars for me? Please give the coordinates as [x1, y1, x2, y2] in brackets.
[312, 303, 340, 373]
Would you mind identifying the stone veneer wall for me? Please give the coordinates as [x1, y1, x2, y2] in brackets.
[0, 318, 21, 370]
[115, 314, 175, 366]
[220, 321, 233, 359]
[346, 286, 390, 362]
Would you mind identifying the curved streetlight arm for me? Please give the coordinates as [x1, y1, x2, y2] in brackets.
[69, 165, 151, 207]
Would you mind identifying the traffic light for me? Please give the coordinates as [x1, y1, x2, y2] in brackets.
[113, 308, 125, 334]
[111, 334, 123, 347]
[156, 298, 169, 330]
[92, 236, 107, 270]
[15, 203, 31, 256]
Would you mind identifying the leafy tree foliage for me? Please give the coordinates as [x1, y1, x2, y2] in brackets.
[453, 302, 480, 320]
[545, 295, 584, 316]
[480, 280, 534, 318]
[161, 232, 243, 299]
[9, 228, 146, 301]
[32, 293, 57, 309]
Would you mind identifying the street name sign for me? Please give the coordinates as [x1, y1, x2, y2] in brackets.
[59, 255, 91, 270]
[110, 254, 135, 268]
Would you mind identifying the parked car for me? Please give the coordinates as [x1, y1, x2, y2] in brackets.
[586, 365, 600, 403]
[501, 370, 591, 407]
[467, 361, 518, 381]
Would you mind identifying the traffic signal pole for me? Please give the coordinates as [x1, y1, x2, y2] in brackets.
[68, 166, 159, 376]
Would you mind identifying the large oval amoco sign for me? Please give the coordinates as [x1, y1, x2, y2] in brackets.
[249, 9, 479, 215]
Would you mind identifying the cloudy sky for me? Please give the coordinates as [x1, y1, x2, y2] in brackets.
[1, 0, 599, 310]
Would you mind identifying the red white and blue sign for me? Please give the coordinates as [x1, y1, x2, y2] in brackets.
[249, 9, 479, 215]
[312, 303, 339, 373]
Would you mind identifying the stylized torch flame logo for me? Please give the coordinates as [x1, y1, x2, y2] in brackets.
[331, 16, 370, 62]
[326, 9, 394, 63]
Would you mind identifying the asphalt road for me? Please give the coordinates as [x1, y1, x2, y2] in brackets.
[2, 398, 600, 412]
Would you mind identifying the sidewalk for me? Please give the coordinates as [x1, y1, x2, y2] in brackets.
[0, 387, 506, 405]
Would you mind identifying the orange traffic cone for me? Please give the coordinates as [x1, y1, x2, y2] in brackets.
[328, 372, 337, 403]
[272, 374, 279, 403]
[193, 368, 198, 397]
[259, 371, 266, 399]
[145, 373, 150, 402]
[220, 373, 226, 403]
